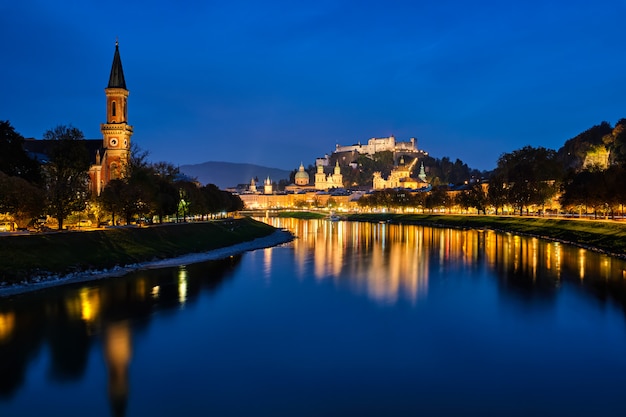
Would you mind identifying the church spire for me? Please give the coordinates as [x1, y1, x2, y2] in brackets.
[107, 40, 127, 89]
[99, 39, 133, 195]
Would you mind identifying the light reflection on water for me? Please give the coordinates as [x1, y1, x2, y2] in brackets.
[260, 217, 626, 306]
[2, 219, 626, 416]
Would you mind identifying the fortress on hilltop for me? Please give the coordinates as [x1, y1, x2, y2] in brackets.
[335, 135, 418, 155]
[316, 135, 425, 167]
[243, 135, 429, 196]
[239, 135, 431, 209]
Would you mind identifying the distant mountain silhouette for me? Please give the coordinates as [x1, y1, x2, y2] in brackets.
[179, 161, 292, 189]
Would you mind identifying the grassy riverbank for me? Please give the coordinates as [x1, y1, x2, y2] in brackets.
[0, 217, 276, 284]
[344, 213, 626, 256]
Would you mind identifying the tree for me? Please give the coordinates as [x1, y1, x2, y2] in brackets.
[343, 151, 394, 187]
[0, 171, 45, 227]
[0, 120, 43, 185]
[608, 119, 626, 166]
[493, 146, 563, 215]
[468, 182, 488, 214]
[43, 125, 90, 230]
[197, 184, 242, 217]
[151, 176, 179, 223]
[487, 174, 507, 214]
[556, 121, 613, 173]
[99, 179, 126, 226]
[0, 122, 46, 225]
[102, 147, 180, 225]
[457, 182, 487, 214]
[560, 166, 626, 218]
[425, 186, 451, 212]
[145, 161, 180, 223]
[176, 180, 201, 221]
[221, 190, 244, 213]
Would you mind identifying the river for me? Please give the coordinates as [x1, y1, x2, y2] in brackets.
[1, 218, 626, 416]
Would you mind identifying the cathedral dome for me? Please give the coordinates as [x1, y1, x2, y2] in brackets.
[295, 163, 310, 186]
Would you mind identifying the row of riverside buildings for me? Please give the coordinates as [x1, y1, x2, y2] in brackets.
[238, 137, 436, 210]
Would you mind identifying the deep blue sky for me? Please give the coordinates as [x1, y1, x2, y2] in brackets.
[2, 1, 625, 171]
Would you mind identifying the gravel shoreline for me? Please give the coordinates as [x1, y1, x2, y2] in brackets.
[0, 229, 294, 298]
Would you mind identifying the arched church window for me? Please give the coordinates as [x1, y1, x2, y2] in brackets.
[112, 101, 117, 117]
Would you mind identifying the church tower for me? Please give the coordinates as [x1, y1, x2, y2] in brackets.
[264, 176, 273, 194]
[100, 41, 133, 187]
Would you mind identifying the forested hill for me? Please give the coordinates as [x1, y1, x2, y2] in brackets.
[334, 151, 486, 187]
[556, 119, 626, 172]
[179, 161, 291, 189]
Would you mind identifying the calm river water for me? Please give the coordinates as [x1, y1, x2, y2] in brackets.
[2, 218, 626, 416]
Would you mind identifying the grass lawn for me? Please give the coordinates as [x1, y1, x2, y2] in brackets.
[0, 217, 276, 284]
[277, 211, 327, 219]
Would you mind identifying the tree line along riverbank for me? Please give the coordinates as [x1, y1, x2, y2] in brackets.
[0, 217, 276, 285]
[275, 211, 626, 258]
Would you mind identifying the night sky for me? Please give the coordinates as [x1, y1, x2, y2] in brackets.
[2, 0, 625, 171]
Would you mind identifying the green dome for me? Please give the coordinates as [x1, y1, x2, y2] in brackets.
[295, 163, 309, 184]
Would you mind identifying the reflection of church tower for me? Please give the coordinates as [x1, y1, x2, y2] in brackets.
[104, 321, 132, 417]
[99, 41, 133, 193]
